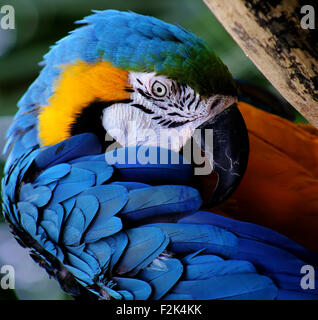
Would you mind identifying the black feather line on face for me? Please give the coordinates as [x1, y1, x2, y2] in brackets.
[137, 88, 165, 103]
[131, 103, 155, 114]
[194, 98, 201, 110]
[134, 78, 200, 129]
[167, 112, 182, 117]
[137, 88, 152, 99]
[187, 95, 197, 110]
[167, 120, 190, 128]
[173, 103, 181, 110]
[171, 82, 177, 95]
[160, 120, 171, 127]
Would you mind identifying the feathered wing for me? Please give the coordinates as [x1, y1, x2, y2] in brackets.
[2, 132, 318, 300]
[215, 102, 318, 253]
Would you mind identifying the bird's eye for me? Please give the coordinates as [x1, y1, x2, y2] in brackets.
[151, 81, 167, 97]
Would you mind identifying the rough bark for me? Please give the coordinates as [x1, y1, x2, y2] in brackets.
[204, 0, 318, 127]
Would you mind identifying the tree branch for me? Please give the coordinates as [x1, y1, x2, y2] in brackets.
[204, 0, 318, 127]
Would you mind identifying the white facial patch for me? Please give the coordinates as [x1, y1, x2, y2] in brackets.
[102, 72, 237, 152]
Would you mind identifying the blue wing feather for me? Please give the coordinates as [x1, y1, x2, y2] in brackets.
[116, 227, 169, 276]
[3, 130, 318, 300]
[33, 163, 71, 186]
[34, 133, 102, 170]
[140, 258, 183, 300]
[148, 223, 238, 258]
[180, 211, 318, 264]
[120, 185, 201, 223]
[105, 232, 129, 273]
[112, 277, 152, 300]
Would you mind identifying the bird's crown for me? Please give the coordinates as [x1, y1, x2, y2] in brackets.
[42, 9, 237, 97]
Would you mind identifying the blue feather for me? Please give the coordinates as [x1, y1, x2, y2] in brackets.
[33, 163, 71, 186]
[49, 167, 95, 204]
[84, 216, 122, 243]
[108, 146, 193, 186]
[120, 185, 201, 222]
[43, 240, 58, 257]
[111, 181, 150, 191]
[63, 207, 85, 246]
[18, 203, 38, 237]
[148, 223, 238, 258]
[67, 251, 97, 280]
[34, 133, 101, 171]
[17, 201, 38, 222]
[140, 258, 183, 299]
[182, 251, 222, 264]
[179, 211, 318, 264]
[170, 274, 277, 300]
[86, 239, 112, 271]
[21, 127, 39, 149]
[112, 277, 152, 300]
[80, 185, 128, 217]
[5, 113, 36, 139]
[67, 243, 85, 256]
[235, 238, 309, 276]
[75, 195, 99, 230]
[20, 184, 52, 208]
[61, 198, 76, 221]
[65, 265, 94, 286]
[116, 227, 169, 276]
[183, 260, 256, 280]
[118, 290, 134, 300]
[163, 293, 192, 300]
[277, 290, 318, 300]
[72, 161, 113, 185]
[41, 208, 60, 243]
[104, 232, 128, 272]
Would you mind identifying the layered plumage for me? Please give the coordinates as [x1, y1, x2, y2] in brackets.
[2, 10, 318, 300]
[215, 101, 318, 253]
[3, 133, 318, 299]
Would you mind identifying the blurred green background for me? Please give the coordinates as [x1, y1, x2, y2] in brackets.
[0, 0, 299, 300]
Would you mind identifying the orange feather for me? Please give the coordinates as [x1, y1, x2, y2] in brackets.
[213, 102, 318, 253]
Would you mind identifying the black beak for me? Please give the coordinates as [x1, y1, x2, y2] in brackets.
[196, 104, 249, 207]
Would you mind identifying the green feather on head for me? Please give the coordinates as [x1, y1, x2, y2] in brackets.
[86, 10, 237, 97]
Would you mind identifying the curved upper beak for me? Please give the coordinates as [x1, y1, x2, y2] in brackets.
[195, 104, 249, 207]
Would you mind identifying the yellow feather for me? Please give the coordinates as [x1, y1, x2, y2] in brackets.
[38, 60, 130, 146]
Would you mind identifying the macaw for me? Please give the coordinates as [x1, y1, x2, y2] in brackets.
[2, 10, 318, 300]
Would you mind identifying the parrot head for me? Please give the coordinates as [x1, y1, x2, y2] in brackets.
[33, 10, 249, 206]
